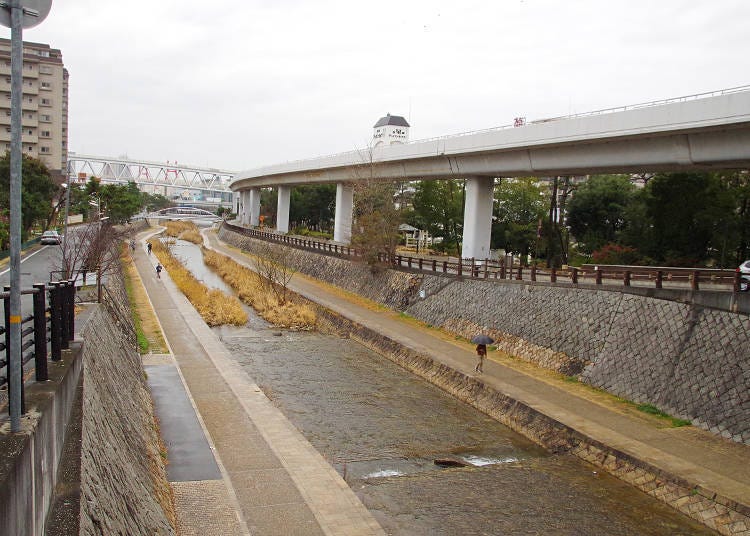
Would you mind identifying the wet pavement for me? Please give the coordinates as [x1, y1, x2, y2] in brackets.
[145, 361, 222, 482]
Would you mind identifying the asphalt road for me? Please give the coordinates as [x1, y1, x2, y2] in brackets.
[0, 244, 65, 316]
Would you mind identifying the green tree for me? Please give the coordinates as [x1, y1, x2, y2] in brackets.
[290, 184, 336, 231]
[65, 181, 94, 220]
[410, 179, 464, 255]
[260, 187, 277, 225]
[492, 178, 547, 262]
[98, 181, 143, 223]
[567, 175, 636, 254]
[142, 192, 172, 212]
[0, 153, 58, 240]
[642, 172, 735, 265]
[0, 209, 8, 251]
[714, 170, 750, 266]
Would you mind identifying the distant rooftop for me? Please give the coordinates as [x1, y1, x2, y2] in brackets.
[373, 113, 410, 128]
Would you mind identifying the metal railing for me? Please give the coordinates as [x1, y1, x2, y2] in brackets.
[49, 267, 103, 303]
[224, 222, 746, 294]
[1, 281, 76, 414]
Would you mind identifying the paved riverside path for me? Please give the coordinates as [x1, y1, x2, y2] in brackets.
[132, 231, 385, 536]
[201, 230, 750, 531]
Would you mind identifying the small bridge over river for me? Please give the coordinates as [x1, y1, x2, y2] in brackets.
[145, 207, 222, 222]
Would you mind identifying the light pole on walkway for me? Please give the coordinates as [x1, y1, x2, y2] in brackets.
[0, 0, 53, 432]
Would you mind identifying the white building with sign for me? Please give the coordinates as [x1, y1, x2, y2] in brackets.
[372, 113, 410, 147]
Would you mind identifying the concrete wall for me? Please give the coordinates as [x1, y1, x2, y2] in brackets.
[0, 257, 173, 535]
[78, 266, 175, 535]
[0, 344, 83, 536]
[218, 226, 750, 445]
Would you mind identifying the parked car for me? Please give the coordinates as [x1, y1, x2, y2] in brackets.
[40, 230, 62, 245]
[738, 260, 750, 292]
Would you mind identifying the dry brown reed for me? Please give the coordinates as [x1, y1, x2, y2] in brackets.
[164, 220, 203, 244]
[202, 248, 316, 329]
[152, 239, 247, 326]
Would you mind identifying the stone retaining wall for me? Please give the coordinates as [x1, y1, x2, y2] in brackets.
[314, 303, 750, 536]
[78, 265, 175, 535]
[219, 225, 750, 445]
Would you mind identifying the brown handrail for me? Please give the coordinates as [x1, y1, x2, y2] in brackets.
[222, 222, 745, 293]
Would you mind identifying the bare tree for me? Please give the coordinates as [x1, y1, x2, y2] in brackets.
[253, 242, 298, 305]
[350, 146, 404, 268]
[55, 220, 125, 285]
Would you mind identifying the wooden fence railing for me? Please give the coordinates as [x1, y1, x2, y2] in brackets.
[223, 222, 746, 293]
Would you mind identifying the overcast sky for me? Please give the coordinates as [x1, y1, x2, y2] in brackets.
[4, 0, 749, 172]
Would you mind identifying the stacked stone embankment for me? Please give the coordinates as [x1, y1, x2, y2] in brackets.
[78, 263, 175, 535]
[313, 306, 750, 536]
[218, 226, 749, 446]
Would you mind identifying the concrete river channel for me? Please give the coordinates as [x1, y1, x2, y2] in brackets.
[171, 238, 714, 535]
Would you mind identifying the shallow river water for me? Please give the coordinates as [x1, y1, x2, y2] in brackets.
[176, 239, 713, 535]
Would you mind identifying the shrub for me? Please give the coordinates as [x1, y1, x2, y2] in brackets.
[292, 227, 333, 240]
[591, 243, 643, 265]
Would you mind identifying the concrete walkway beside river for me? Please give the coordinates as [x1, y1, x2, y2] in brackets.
[132, 230, 385, 536]
[132, 226, 750, 536]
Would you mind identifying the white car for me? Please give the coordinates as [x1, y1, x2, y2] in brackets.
[738, 260, 750, 292]
[40, 230, 62, 245]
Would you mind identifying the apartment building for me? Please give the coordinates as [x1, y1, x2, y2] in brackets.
[0, 38, 68, 180]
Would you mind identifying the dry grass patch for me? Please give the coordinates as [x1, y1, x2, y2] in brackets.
[152, 239, 247, 326]
[164, 220, 195, 236]
[164, 220, 203, 244]
[203, 248, 316, 329]
[179, 229, 203, 244]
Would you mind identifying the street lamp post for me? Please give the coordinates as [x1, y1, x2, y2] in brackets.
[89, 193, 101, 221]
[62, 158, 72, 238]
[0, 0, 53, 432]
[60, 181, 71, 277]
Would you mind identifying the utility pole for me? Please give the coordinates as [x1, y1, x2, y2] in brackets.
[0, 0, 53, 432]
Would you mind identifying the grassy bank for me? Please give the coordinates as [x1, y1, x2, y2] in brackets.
[121, 245, 168, 353]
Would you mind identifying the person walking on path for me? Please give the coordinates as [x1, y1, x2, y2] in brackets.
[475, 344, 487, 373]
[130, 239, 136, 253]
[156, 263, 163, 279]
[147, 241, 152, 255]
[470, 334, 494, 374]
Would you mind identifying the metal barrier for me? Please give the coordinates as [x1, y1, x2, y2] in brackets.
[1, 281, 76, 415]
[224, 222, 745, 294]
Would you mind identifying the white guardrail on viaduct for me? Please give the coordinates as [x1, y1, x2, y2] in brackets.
[230, 85, 750, 189]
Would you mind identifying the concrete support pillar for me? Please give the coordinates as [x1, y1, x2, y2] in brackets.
[244, 190, 252, 225]
[276, 185, 291, 233]
[333, 182, 354, 244]
[239, 190, 250, 225]
[249, 187, 261, 226]
[461, 176, 495, 259]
